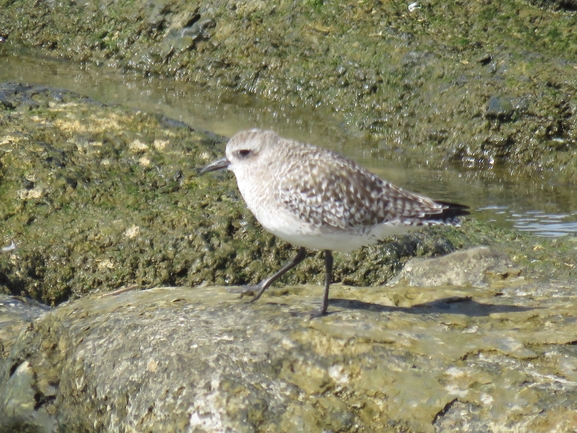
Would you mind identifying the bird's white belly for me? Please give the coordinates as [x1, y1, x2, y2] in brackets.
[249, 201, 416, 252]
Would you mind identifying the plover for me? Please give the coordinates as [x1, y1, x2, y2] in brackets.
[200, 129, 469, 316]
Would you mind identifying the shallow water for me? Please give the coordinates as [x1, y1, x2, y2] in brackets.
[1, 47, 576, 237]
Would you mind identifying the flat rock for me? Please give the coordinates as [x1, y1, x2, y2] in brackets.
[2, 278, 577, 432]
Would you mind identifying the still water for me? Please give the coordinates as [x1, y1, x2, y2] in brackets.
[1, 47, 576, 237]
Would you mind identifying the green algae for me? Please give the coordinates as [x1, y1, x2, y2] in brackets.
[0, 0, 576, 180]
[0, 83, 481, 305]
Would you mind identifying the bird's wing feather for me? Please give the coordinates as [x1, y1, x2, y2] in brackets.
[279, 149, 448, 230]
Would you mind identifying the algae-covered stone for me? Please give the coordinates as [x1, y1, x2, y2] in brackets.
[390, 246, 522, 288]
[0, 82, 470, 305]
[0, 1, 576, 179]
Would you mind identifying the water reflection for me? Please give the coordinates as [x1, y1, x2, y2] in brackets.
[1, 47, 576, 237]
[479, 206, 577, 237]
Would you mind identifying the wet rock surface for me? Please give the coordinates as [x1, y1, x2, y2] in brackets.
[0, 295, 49, 358]
[1, 266, 577, 432]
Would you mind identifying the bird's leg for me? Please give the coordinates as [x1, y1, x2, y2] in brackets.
[235, 247, 307, 302]
[311, 250, 333, 317]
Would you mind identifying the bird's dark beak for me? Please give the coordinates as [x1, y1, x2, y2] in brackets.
[199, 156, 230, 174]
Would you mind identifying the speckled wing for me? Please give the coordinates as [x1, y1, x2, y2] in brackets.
[278, 149, 453, 230]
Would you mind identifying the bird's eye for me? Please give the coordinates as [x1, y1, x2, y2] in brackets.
[237, 149, 251, 158]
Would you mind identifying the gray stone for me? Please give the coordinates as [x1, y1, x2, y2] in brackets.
[389, 246, 522, 288]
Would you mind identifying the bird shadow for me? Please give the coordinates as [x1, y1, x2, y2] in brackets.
[330, 296, 536, 317]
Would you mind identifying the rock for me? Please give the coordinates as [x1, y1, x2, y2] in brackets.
[0, 295, 53, 433]
[530, 0, 577, 10]
[2, 277, 577, 432]
[390, 246, 522, 288]
[0, 295, 50, 357]
[485, 96, 515, 120]
[161, 18, 216, 54]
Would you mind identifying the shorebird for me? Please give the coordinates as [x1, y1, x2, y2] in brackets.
[200, 129, 469, 316]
